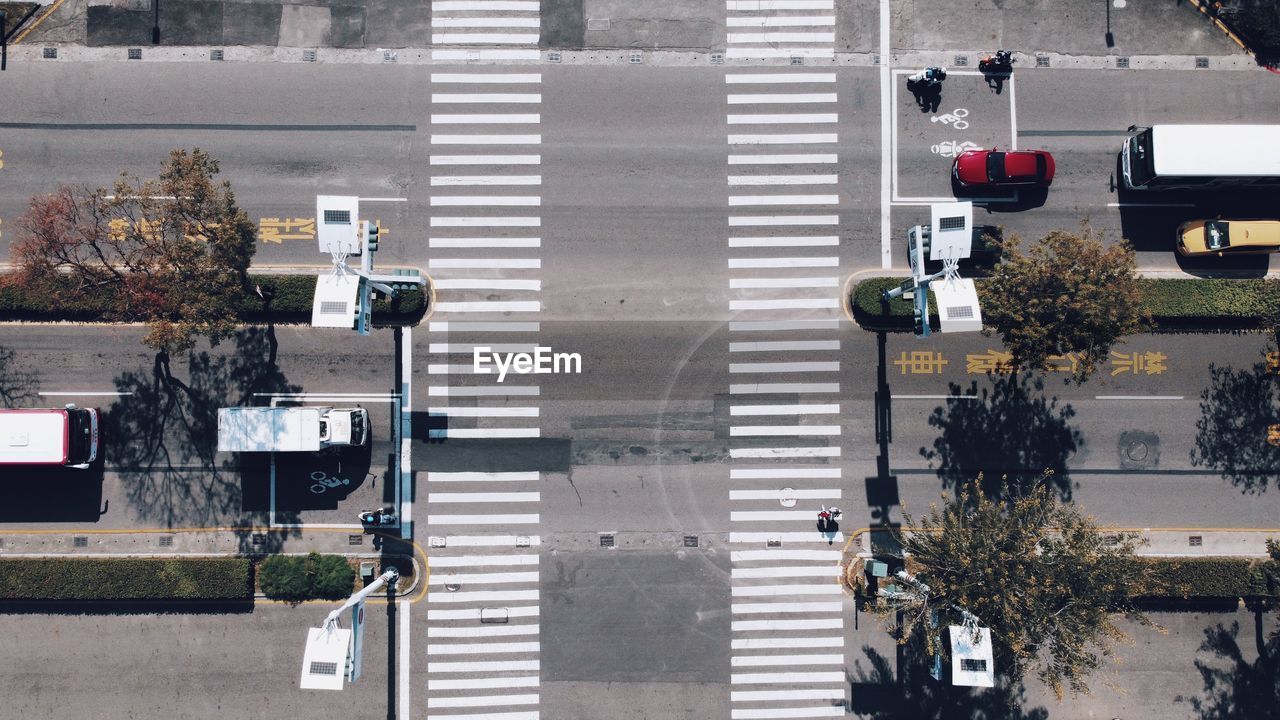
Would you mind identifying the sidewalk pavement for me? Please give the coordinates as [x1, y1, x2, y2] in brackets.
[12, 0, 1254, 69]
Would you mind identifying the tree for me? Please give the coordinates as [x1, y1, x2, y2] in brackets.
[892, 475, 1152, 698]
[11, 148, 257, 352]
[981, 227, 1147, 383]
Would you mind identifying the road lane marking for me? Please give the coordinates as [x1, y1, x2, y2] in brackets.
[1095, 395, 1184, 400]
[730, 340, 840, 351]
[38, 391, 133, 396]
[729, 320, 839, 331]
[730, 383, 840, 394]
[431, 73, 541, 83]
[730, 425, 841, 436]
[731, 468, 841, 479]
[725, 73, 837, 83]
[730, 404, 840, 415]
[428, 471, 540, 482]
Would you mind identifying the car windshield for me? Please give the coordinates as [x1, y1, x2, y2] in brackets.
[1204, 221, 1229, 250]
[1128, 131, 1155, 187]
[986, 152, 1005, 181]
[66, 409, 94, 465]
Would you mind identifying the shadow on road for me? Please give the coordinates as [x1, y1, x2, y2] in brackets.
[1189, 615, 1280, 720]
[103, 327, 304, 540]
[920, 373, 1081, 502]
[849, 645, 1049, 720]
[1191, 349, 1280, 494]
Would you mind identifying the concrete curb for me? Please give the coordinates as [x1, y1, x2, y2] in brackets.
[4, 43, 1270, 72]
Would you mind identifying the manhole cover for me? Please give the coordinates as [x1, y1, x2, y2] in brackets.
[1036, 55, 1050, 68]
[43, 47, 58, 59]
[73, 536, 88, 548]
[1189, 535, 1202, 547]
[766, 536, 782, 548]
[779, 488, 797, 508]
[127, 48, 142, 60]
[302, 49, 317, 62]
[210, 48, 224, 61]
[444, 576, 461, 591]
[430, 536, 447, 548]
[1119, 430, 1160, 469]
[1195, 56, 1209, 69]
[599, 533, 615, 548]
[1115, 56, 1130, 69]
[684, 535, 699, 548]
[159, 535, 174, 547]
[348, 535, 363, 546]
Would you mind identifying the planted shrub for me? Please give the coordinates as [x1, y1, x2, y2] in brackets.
[258, 553, 355, 601]
[0, 558, 253, 601]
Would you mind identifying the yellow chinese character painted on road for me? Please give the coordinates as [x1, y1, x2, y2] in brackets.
[1267, 352, 1280, 375]
[1110, 350, 1168, 377]
[108, 217, 162, 241]
[966, 349, 1013, 374]
[258, 217, 316, 244]
[893, 351, 948, 375]
[1268, 424, 1280, 447]
[1046, 353, 1081, 374]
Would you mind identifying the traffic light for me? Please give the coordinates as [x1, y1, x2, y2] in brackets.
[365, 222, 379, 253]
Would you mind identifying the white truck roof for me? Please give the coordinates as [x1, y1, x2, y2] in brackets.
[218, 407, 323, 453]
[1151, 124, 1280, 177]
[0, 409, 69, 464]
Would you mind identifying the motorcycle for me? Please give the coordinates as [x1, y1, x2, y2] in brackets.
[979, 50, 1014, 73]
[359, 509, 398, 527]
[907, 66, 947, 89]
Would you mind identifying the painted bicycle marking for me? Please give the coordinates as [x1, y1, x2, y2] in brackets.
[930, 108, 970, 130]
[309, 470, 351, 495]
[930, 140, 981, 158]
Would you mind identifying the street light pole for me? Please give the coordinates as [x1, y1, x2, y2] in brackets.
[2, 11, 9, 71]
[151, 0, 159, 44]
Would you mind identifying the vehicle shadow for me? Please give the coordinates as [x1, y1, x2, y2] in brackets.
[1190, 348, 1280, 494]
[919, 373, 1081, 503]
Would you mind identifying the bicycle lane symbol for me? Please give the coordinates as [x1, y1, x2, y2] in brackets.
[309, 471, 352, 495]
[930, 108, 969, 130]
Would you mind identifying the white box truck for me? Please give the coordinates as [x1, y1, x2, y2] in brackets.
[0, 404, 100, 469]
[217, 407, 368, 453]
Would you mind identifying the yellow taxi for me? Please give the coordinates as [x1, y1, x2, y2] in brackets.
[1176, 219, 1280, 256]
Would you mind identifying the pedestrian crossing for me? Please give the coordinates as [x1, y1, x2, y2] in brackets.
[724, 1, 846, 716]
[424, 473, 543, 718]
[430, 0, 542, 61]
[425, 14, 545, 711]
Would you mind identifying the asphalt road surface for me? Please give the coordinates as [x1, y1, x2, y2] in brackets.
[1, 29, 1279, 720]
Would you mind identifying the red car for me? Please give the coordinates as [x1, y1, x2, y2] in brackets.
[952, 148, 1055, 188]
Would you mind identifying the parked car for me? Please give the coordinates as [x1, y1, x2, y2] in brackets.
[1176, 219, 1280, 256]
[953, 149, 1055, 188]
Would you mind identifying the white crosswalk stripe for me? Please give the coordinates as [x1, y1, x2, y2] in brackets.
[425, 27, 544, 716]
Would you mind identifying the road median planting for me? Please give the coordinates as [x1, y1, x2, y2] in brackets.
[851, 277, 1280, 333]
[0, 557, 253, 601]
[0, 273, 428, 328]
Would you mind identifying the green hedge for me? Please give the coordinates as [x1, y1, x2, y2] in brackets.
[0, 273, 428, 327]
[1136, 557, 1259, 600]
[852, 277, 1279, 332]
[0, 558, 253, 601]
[258, 553, 355, 601]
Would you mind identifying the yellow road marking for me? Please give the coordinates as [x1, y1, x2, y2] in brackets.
[12, 0, 69, 45]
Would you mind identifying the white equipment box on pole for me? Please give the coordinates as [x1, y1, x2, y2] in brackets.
[928, 201, 973, 261]
[949, 625, 995, 687]
[311, 272, 361, 329]
[931, 277, 983, 334]
[299, 626, 352, 691]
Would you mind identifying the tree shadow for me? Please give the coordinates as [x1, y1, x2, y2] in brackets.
[850, 645, 1049, 720]
[920, 373, 1080, 502]
[1191, 352, 1280, 494]
[0, 345, 41, 408]
[103, 327, 304, 535]
[1188, 616, 1279, 720]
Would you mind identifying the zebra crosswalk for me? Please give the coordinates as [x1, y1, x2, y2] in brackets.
[425, 5, 545, 713]
[724, 0, 847, 716]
